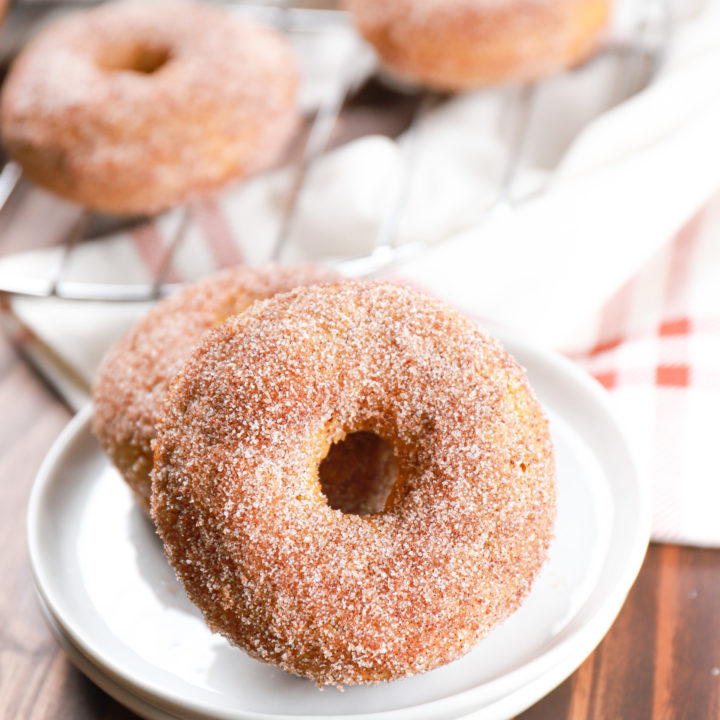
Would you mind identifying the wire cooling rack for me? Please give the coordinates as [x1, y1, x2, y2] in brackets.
[0, 0, 672, 302]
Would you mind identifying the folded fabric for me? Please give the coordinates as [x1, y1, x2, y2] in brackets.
[571, 195, 720, 547]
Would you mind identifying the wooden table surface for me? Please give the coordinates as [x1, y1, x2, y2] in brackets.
[2, 328, 720, 720]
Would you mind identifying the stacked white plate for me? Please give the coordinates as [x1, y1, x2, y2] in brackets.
[27, 333, 650, 720]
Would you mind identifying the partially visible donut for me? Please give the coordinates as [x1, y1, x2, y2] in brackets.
[92, 264, 340, 516]
[152, 281, 556, 686]
[343, 0, 612, 90]
[0, 1, 299, 215]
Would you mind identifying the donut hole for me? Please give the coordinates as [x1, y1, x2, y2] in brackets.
[318, 431, 398, 516]
[97, 43, 172, 75]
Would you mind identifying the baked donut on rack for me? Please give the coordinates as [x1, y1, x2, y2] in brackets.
[343, 0, 612, 90]
[152, 281, 557, 686]
[0, 1, 299, 215]
[92, 264, 340, 516]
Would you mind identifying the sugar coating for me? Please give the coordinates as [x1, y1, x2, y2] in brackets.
[342, 0, 611, 90]
[0, 1, 299, 214]
[92, 264, 340, 515]
[152, 281, 557, 686]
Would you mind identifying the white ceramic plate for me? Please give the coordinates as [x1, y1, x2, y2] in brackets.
[27, 334, 650, 720]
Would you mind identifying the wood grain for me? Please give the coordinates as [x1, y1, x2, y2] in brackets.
[519, 543, 720, 720]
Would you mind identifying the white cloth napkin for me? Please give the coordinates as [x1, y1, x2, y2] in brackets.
[2, 0, 720, 545]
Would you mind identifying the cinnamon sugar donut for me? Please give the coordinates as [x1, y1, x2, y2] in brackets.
[0, 1, 298, 215]
[343, 0, 612, 90]
[92, 264, 340, 516]
[152, 281, 556, 686]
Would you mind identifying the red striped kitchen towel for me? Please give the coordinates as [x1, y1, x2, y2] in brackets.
[568, 195, 720, 546]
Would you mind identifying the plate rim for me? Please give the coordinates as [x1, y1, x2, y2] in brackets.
[27, 333, 651, 720]
[36, 594, 185, 720]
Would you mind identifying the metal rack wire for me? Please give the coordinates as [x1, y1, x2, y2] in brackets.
[0, 0, 672, 303]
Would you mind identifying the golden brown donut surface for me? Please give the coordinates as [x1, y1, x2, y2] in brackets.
[343, 0, 612, 90]
[91, 264, 340, 515]
[0, 1, 299, 215]
[152, 281, 557, 686]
